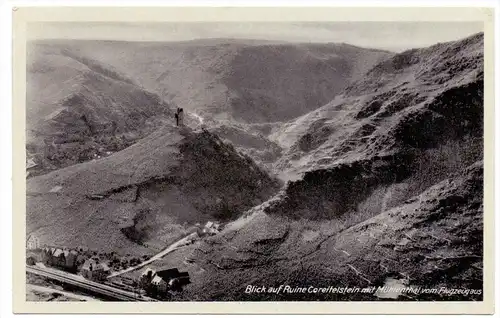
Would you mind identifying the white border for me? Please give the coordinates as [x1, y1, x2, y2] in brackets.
[2, 0, 498, 317]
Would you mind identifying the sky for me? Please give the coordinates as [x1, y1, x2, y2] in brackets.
[27, 22, 484, 52]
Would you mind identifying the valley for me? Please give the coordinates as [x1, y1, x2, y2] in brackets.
[26, 32, 484, 301]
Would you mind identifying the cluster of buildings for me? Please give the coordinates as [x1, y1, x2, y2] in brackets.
[202, 221, 220, 235]
[33, 244, 111, 281]
[139, 267, 190, 297]
[194, 221, 221, 237]
[81, 256, 111, 281]
[40, 247, 83, 273]
[25, 220, 220, 298]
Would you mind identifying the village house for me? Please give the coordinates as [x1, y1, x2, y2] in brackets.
[202, 221, 220, 235]
[42, 247, 53, 264]
[140, 266, 191, 298]
[52, 248, 66, 268]
[156, 267, 190, 292]
[41, 247, 82, 272]
[81, 257, 110, 281]
[151, 275, 168, 293]
[140, 267, 157, 286]
[26, 234, 40, 250]
[156, 268, 185, 281]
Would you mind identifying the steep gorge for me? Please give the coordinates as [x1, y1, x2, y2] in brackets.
[181, 32, 485, 301]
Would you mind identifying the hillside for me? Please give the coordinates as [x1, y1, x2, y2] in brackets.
[271, 32, 483, 179]
[31, 39, 392, 123]
[26, 42, 175, 175]
[26, 125, 281, 254]
[180, 33, 484, 300]
[184, 161, 483, 301]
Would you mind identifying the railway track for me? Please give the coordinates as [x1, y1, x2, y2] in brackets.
[26, 265, 156, 301]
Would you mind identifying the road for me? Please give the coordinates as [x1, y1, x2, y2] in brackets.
[26, 265, 155, 301]
[107, 232, 197, 279]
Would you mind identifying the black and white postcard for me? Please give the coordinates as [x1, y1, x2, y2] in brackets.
[11, 5, 495, 315]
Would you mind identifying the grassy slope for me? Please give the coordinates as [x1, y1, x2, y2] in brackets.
[26, 42, 174, 175]
[27, 39, 391, 177]
[184, 161, 482, 301]
[26, 125, 281, 254]
[271, 32, 483, 178]
[33, 39, 392, 123]
[181, 33, 484, 300]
